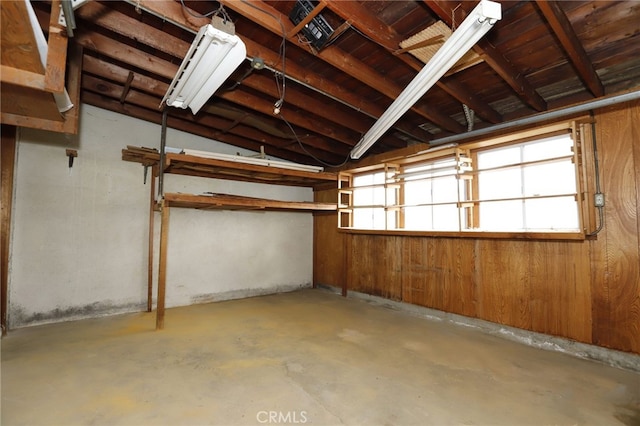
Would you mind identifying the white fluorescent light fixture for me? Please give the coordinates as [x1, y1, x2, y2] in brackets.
[162, 23, 246, 115]
[350, 0, 501, 159]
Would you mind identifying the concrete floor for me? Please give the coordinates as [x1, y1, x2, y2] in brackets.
[2, 289, 639, 426]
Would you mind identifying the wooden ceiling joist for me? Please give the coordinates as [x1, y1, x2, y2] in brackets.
[323, 0, 503, 125]
[534, 0, 604, 98]
[11, 0, 639, 164]
[98, 0, 427, 145]
[74, 29, 357, 151]
[423, 0, 548, 112]
[220, 0, 466, 134]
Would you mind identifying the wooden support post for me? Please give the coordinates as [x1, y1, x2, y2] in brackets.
[147, 166, 156, 312]
[156, 199, 169, 330]
[61, 43, 83, 135]
[45, 0, 69, 94]
[1, 125, 17, 335]
[342, 235, 350, 297]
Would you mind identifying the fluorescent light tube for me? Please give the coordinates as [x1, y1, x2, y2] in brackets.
[181, 149, 324, 173]
[350, 0, 501, 159]
[162, 24, 246, 115]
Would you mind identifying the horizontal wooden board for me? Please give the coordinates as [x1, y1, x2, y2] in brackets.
[314, 101, 640, 354]
[165, 192, 336, 213]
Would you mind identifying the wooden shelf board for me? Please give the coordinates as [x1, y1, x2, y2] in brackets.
[122, 147, 338, 188]
[164, 192, 337, 213]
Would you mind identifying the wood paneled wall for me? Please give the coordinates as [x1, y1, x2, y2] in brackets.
[314, 100, 640, 354]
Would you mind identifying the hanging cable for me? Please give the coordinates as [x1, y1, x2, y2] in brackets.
[240, 0, 287, 112]
[279, 113, 350, 168]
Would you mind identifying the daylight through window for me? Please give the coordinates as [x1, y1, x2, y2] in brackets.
[338, 126, 585, 237]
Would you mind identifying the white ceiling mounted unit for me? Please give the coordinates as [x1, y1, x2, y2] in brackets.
[350, 0, 501, 160]
[161, 17, 246, 115]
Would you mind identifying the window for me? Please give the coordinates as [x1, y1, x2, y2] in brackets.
[338, 123, 588, 238]
[475, 134, 579, 232]
[351, 171, 395, 230]
[402, 157, 468, 231]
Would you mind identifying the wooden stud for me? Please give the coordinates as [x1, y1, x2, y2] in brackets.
[119, 71, 135, 104]
[1, 125, 17, 335]
[44, 0, 68, 94]
[156, 200, 170, 330]
[147, 166, 156, 312]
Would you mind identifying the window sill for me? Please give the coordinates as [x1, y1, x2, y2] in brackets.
[338, 228, 586, 241]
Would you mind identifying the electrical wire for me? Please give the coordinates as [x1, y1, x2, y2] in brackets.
[221, 66, 255, 92]
[239, 0, 287, 108]
[179, 0, 229, 19]
[586, 115, 604, 236]
[279, 113, 350, 168]
[229, 1, 349, 167]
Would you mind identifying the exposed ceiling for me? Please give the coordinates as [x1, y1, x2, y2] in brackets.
[25, 0, 640, 167]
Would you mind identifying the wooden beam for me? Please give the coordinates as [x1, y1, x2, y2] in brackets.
[423, 0, 547, 112]
[156, 200, 169, 330]
[535, 0, 604, 98]
[74, 1, 189, 59]
[147, 166, 156, 313]
[240, 73, 380, 140]
[164, 153, 338, 185]
[61, 43, 82, 135]
[1, 47, 80, 133]
[1, 125, 16, 335]
[119, 71, 135, 104]
[324, 0, 502, 125]
[44, 0, 68, 94]
[220, 0, 465, 133]
[75, 32, 360, 149]
[83, 91, 335, 165]
[81, 74, 348, 159]
[0, 0, 45, 73]
[74, 31, 178, 80]
[82, 55, 294, 140]
[287, 2, 326, 39]
[122, 0, 426, 142]
[0, 66, 46, 90]
[164, 192, 337, 212]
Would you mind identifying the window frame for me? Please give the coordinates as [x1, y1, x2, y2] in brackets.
[338, 120, 596, 240]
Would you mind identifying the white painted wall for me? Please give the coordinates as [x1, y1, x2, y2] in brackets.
[9, 104, 313, 327]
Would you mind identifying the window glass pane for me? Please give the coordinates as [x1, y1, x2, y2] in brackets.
[432, 176, 458, 204]
[523, 134, 572, 161]
[404, 180, 430, 205]
[433, 204, 460, 231]
[478, 168, 521, 199]
[404, 206, 433, 230]
[523, 162, 576, 196]
[524, 197, 579, 230]
[353, 207, 386, 230]
[479, 200, 524, 230]
[477, 145, 520, 168]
